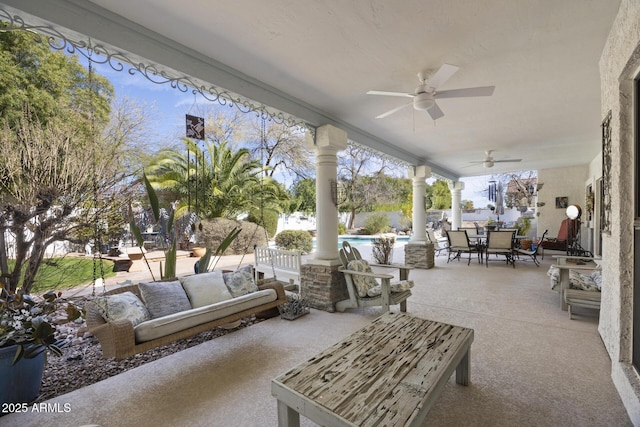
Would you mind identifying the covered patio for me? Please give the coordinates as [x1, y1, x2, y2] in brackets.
[1, 0, 639, 424]
[2, 250, 630, 426]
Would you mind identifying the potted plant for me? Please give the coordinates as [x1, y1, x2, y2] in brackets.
[485, 218, 497, 231]
[0, 288, 81, 405]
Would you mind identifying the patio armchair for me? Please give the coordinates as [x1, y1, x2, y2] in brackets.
[485, 230, 516, 268]
[427, 229, 448, 257]
[337, 242, 413, 313]
[446, 230, 482, 265]
[514, 230, 548, 267]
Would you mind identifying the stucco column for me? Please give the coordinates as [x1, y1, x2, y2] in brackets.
[448, 181, 465, 230]
[306, 125, 348, 261]
[409, 165, 431, 243]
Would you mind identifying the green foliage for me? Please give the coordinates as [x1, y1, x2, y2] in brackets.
[145, 139, 288, 219]
[338, 223, 347, 235]
[197, 227, 242, 273]
[364, 213, 390, 235]
[516, 217, 532, 236]
[247, 209, 278, 237]
[430, 180, 452, 209]
[196, 218, 267, 255]
[288, 178, 316, 215]
[275, 230, 313, 254]
[0, 24, 113, 131]
[462, 200, 475, 210]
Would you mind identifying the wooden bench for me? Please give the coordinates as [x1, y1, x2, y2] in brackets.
[271, 312, 474, 426]
[254, 246, 302, 290]
[564, 288, 601, 319]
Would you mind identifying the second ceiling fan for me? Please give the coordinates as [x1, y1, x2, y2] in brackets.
[367, 64, 494, 121]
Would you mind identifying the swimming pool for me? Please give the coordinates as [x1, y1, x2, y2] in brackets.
[325, 235, 410, 250]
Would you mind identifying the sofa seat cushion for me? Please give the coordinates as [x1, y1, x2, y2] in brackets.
[180, 271, 233, 308]
[134, 289, 277, 343]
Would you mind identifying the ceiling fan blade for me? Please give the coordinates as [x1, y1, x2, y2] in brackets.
[367, 90, 414, 98]
[427, 102, 444, 120]
[376, 101, 412, 119]
[468, 160, 485, 164]
[435, 86, 495, 99]
[428, 64, 459, 89]
[493, 159, 522, 163]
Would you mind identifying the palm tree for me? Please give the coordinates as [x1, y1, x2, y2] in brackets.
[145, 138, 288, 220]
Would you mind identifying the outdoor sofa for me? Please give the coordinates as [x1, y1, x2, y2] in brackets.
[86, 267, 287, 359]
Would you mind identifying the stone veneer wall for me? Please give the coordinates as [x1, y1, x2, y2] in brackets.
[404, 243, 435, 269]
[599, 0, 640, 422]
[300, 263, 349, 313]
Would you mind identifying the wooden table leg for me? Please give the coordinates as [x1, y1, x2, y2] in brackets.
[277, 400, 300, 427]
[559, 269, 569, 311]
[455, 348, 471, 386]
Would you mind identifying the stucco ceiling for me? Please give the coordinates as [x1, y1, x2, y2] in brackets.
[2, 0, 621, 179]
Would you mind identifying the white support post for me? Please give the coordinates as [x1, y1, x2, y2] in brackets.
[306, 125, 347, 261]
[409, 165, 431, 244]
[449, 181, 465, 230]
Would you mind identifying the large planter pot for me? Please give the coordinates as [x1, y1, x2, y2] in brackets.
[0, 345, 45, 405]
[192, 247, 207, 258]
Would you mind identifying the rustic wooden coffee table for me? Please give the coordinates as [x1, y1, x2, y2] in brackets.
[271, 312, 474, 426]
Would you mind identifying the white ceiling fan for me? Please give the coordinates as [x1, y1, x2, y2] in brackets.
[366, 64, 495, 121]
[469, 150, 522, 168]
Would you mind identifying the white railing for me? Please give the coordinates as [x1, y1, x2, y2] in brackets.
[254, 246, 302, 287]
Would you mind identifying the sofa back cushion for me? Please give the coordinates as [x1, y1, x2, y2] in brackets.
[180, 271, 233, 308]
[91, 291, 150, 326]
[138, 280, 192, 319]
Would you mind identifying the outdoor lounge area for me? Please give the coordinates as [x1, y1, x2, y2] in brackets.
[2, 248, 630, 426]
[3, 0, 640, 424]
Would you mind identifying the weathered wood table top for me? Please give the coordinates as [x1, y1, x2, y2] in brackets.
[271, 312, 474, 427]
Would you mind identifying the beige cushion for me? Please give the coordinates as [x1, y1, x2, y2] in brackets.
[91, 291, 150, 326]
[180, 272, 233, 308]
[134, 289, 277, 343]
[223, 265, 259, 297]
[346, 259, 378, 298]
[138, 280, 192, 319]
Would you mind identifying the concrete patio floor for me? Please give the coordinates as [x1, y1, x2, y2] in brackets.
[3, 244, 632, 426]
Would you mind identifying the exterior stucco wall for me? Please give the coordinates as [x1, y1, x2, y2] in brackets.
[537, 165, 588, 239]
[599, 0, 640, 423]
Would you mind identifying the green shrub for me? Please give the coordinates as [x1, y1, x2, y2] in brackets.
[247, 209, 279, 237]
[338, 222, 347, 235]
[275, 229, 313, 254]
[364, 213, 390, 235]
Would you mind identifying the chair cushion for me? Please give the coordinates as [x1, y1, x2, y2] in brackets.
[347, 259, 378, 298]
[223, 265, 259, 297]
[138, 280, 192, 319]
[180, 271, 233, 308]
[91, 291, 150, 326]
[366, 280, 415, 297]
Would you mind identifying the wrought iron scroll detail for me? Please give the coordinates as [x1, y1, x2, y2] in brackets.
[0, 7, 312, 132]
[601, 110, 612, 234]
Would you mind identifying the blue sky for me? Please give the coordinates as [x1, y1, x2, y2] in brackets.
[93, 59, 497, 208]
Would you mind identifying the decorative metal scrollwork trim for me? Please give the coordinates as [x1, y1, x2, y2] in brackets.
[0, 7, 313, 133]
[601, 110, 612, 234]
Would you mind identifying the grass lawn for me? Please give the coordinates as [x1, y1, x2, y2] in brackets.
[29, 257, 116, 294]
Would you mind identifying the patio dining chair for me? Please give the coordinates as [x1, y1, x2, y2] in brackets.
[485, 230, 516, 268]
[446, 230, 482, 265]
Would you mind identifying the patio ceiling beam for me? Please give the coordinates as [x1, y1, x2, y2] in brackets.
[1, 0, 460, 181]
